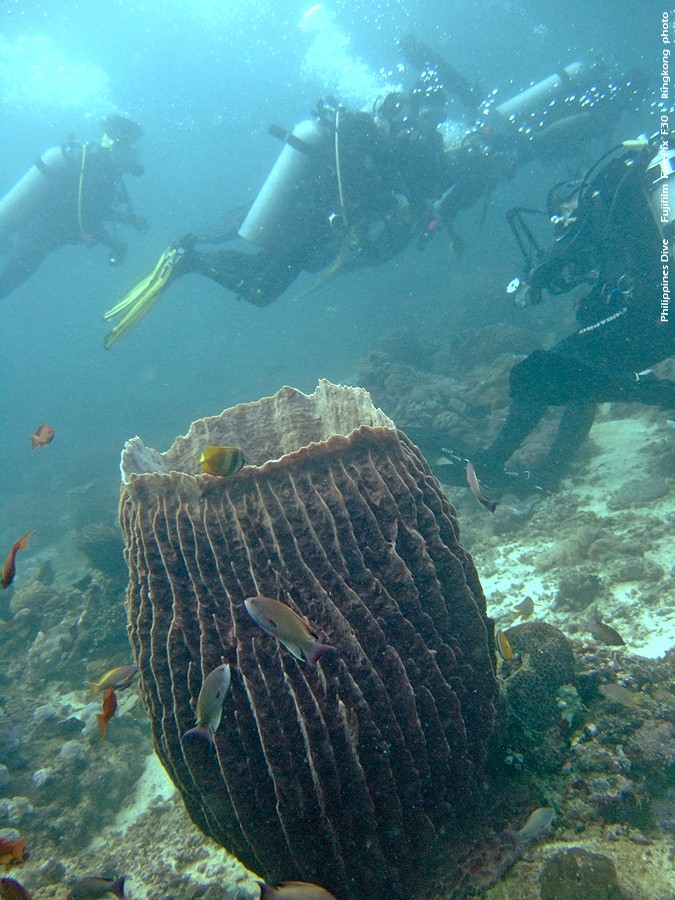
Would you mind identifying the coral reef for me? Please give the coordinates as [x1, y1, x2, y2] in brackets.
[357, 322, 554, 469]
[554, 569, 604, 612]
[0, 338, 672, 898]
[561, 645, 675, 832]
[498, 622, 576, 769]
[0, 538, 150, 880]
[118, 381, 502, 899]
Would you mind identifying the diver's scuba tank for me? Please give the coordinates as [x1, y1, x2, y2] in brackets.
[485, 61, 598, 145]
[0, 146, 73, 241]
[238, 118, 330, 249]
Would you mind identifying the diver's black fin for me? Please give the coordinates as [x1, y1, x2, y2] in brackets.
[400, 35, 482, 111]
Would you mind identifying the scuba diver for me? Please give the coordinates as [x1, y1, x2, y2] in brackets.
[103, 42, 644, 348]
[0, 114, 148, 301]
[103, 84, 450, 347]
[439, 135, 674, 493]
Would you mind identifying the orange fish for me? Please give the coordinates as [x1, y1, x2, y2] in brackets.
[97, 687, 118, 740]
[1, 532, 34, 589]
[0, 837, 27, 871]
[0, 876, 33, 899]
[30, 423, 55, 451]
[258, 882, 338, 899]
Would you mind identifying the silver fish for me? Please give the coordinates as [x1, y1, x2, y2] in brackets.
[182, 663, 231, 742]
[466, 462, 498, 513]
[515, 807, 555, 845]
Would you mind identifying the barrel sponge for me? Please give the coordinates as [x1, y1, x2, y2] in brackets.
[119, 381, 500, 899]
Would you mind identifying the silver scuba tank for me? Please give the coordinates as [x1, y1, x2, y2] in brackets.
[486, 62, 596, 141]
[0, 146, 72, 241]
[238, 118, 330, 250]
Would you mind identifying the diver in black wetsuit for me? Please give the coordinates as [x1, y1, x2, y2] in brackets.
[103, 43, 645, 347]
[102, 84, 451, 346]
[0, 114, 147, 300]
[468, 137, 675, 491]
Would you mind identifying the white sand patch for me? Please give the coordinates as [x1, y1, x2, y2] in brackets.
[458, 409, 675, 659]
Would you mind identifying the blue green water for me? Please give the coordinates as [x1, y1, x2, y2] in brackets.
[0, 0, 657, 543]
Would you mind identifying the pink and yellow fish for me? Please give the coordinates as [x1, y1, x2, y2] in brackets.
[86, 664, 138, 697]
[1, 532, 34, 589]
[30, 423, 55, 451]
[258, 882, 338, 899]
[97, 687, 118, 740]
[244, 596, 335, 665]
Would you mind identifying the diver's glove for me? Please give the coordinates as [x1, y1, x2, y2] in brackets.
[103, 244, 187, 348]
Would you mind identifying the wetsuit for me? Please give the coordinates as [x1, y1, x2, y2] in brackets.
[0, 142, 144, 300]
[180, 106, 447, 306]
[478, 144, 675, 487]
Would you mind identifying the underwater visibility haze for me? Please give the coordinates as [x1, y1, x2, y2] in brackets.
[0, 1, 673, 898]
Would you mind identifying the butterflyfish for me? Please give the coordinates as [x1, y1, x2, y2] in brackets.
[97, 687, 117, 740]
[245, 595, 335, 665]
[86, 664, 138, 697]
[200, 445, 245, 477]
[1, 532, 34, 589]
[466, 462, 498, 513]
[182, 663, 231, 742]
[30, 423, 55, 451]
[257, 881, 338, 899]
[495, 629, 514, 661]
[66, 875, 126, 899]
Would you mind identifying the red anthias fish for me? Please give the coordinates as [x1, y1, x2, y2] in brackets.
[0, 836, 27, 871]
[30, 423, 55, 451]
[1, 532, 34, 589]
[97, 687, 118, 740]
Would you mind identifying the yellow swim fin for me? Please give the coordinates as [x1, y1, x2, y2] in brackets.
[103, 246, 184, 349]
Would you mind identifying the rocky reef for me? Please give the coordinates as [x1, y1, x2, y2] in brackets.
[0, 553, 151, 892]
[1, 365, 673, 898]
[118, 381, 502, 899]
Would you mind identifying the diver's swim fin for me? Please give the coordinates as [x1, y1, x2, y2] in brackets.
[399, 34, 482, 111]
[103, 246, 185, 348]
